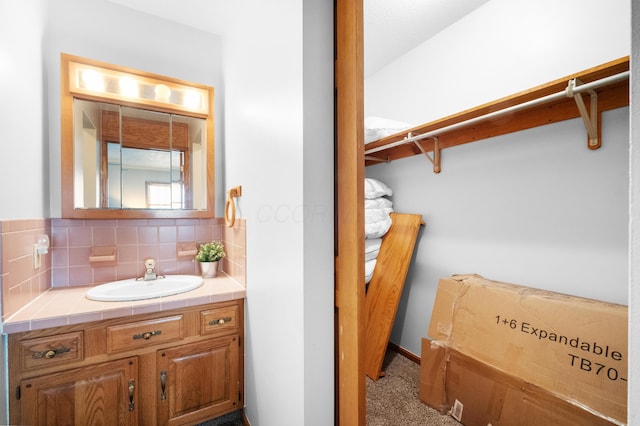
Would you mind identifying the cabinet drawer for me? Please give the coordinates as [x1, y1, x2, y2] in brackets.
[20, 331, 83, 370]
[107, 315, 184, 353]
[200, 305, 239, 335]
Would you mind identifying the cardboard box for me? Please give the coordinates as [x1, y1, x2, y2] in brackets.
[427, 275, 628, 424]
[420, 339, 617, 426]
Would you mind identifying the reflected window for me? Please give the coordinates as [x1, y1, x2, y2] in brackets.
[146, 181, 184, 209]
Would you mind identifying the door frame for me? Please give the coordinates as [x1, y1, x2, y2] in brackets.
[335, 0, 365, 424]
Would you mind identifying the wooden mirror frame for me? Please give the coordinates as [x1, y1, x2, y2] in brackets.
[60, 53, 215, 219]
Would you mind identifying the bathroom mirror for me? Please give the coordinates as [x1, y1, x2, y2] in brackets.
[61, 53, 214, 219]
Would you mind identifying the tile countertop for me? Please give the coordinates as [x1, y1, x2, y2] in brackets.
[3, 274, 246, 334]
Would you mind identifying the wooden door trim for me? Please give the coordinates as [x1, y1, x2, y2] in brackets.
[335, 0, 365, 424]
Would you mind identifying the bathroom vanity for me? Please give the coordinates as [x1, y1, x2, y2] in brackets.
[5, 53, 246, 425]
[6, 280, 245, 426]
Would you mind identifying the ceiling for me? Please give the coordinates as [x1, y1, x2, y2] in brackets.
[106, 0, 490, 77]
[363, 0, 490, 76]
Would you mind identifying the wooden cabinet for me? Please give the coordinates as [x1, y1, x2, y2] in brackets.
[8, 299, 243, 426]
[20, 357, 138, 426]
[158, 336, 239, 425]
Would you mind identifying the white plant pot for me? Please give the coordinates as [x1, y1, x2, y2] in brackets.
[199, 261, 219, 278]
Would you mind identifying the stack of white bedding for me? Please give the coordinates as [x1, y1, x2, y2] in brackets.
[364, 178, 393, 284]
[365, 116, 414, 144]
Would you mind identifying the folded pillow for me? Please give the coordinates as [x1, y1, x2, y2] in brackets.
[364, 178, 392, 199]
[365, 217, 392, 239]
[364, 116, 414, 144]
[365, 207, 391, 224]
[365, 238, 382, 261]
[365, 258, 377, 284]
[365, 197, 393, 210]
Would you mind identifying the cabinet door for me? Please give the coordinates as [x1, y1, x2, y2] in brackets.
[157, 335, 239, 425]
[20, 357, 138, 426]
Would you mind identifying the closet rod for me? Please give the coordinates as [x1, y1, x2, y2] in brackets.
[364, 71, 630, 156]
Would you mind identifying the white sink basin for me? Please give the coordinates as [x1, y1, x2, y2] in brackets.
[86, 275, 204, 301]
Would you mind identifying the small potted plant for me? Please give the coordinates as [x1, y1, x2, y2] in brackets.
[195, 241, 226, 278]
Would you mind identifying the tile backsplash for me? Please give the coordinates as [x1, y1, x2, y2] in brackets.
[1, 217, 246, 321]
[0, 219, 51, 320]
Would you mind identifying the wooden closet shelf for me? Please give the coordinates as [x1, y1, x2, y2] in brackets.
[365, 56, 629, 168]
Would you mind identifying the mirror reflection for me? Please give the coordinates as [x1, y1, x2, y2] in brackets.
[73, 100, 208, 211]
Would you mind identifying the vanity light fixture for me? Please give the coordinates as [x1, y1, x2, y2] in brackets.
[67, 57, 209, 115]
[155, 84, 171, 102]
[80, 69, 104, 92]
[119, 75, 139, 98]
[60, 53, 215, 220]
[33, 234, 50, 269]
[183, 90, 203, 110]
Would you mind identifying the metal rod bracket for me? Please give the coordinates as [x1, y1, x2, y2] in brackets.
[364, 155, 390, 163]
[411, 133, 441, 173]
[567, 78, 600, 149]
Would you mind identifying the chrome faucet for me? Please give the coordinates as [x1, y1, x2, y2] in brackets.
[143, 258, 157, 281]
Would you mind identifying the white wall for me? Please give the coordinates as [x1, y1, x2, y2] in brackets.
[221, 1, 335, 424]
[365, 0, 630, 358]
[0, 0, 48, 220]
[301, 2, 335, 423]
[44, 0, 225, 217]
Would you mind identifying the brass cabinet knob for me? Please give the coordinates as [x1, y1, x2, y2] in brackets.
[32, 346, 71, 360]
[132, 330, 162, 340]
[208, 317, 232, 326]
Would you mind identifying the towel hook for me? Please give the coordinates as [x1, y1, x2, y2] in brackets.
[225, 186, 242, 227]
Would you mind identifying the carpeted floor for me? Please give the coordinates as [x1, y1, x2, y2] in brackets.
[198, 349, 460, 425]
[367, 350, 461, 426]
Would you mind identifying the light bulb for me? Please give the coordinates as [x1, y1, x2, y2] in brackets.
[155, 84, 171, 102]
[80, 69, 105, 92]
[119, 76, 139, 98]
[183, 90, 202, 109]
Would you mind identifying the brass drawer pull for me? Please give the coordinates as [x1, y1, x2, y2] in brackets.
[208, 317, 232, 326]
[133, 330, 162, 340]
[160, 371, 167, 400]
[32, 346, 71, 359]
[128, 379, 135, 411]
